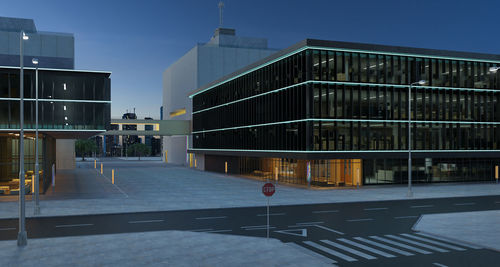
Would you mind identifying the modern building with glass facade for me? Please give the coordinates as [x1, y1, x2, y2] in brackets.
[0, 66, 111, 193]
[189, 39, 500, 187]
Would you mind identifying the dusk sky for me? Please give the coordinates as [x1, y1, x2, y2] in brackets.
[2, 0, 499, 119]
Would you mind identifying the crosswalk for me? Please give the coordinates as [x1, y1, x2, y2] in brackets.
[298, 232, 481, 263]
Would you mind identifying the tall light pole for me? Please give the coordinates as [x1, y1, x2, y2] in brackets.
[18, 31, 29, 247]
[32, 58, 40, 215]
[407, 79, 426, 198]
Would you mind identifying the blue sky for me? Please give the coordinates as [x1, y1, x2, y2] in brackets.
[2, 0, 499, 119]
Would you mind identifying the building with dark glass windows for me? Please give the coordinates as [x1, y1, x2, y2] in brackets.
[189, 39, 500, 187]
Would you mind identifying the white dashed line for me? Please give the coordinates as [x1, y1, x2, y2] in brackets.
[296, 221, 324, 225]
[0, 227, 16, 231]
[241, 225, 268, 229]
[453, 202, 475, 206]
[195, 216, 227, 220]
[433, 263, 448, 267]
[55, 223, 94, 228]
[128, 220, 164, 224]
[347, 218, 374, 222]
[394, 215, 419, 219]
[364, 207, 388, 211]
[410, 205, 434, 208]
[257, 213, 286, 216]
[312, 210, 339, 214]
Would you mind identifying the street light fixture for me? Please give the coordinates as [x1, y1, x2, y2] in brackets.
[489, 66, 500, 73]
[32, 58, 40, 215]
[18, 30, 29, 247]
[407, 79, 426, 198]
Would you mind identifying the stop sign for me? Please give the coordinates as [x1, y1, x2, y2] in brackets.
[262, 183, 275, 197]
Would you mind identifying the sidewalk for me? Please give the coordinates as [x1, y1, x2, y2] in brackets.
[0, 230, 333, 267]
[0, 161, 499, 219]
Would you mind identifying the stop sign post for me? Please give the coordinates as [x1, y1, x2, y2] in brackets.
[262, 182, 275, 239]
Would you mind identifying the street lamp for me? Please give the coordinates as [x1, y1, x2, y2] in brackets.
[32, 58, 40, 215]
[407, 79, 426, 198]
[489, 66, 500, 73]
[18, 31, 29, 247]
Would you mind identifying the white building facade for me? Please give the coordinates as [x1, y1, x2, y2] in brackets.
[162, 28, 277, 165]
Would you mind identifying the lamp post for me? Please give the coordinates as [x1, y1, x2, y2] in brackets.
[18, 31, 29, 247]
[32, 58, 40, 215]
[407, 80, 426, 198]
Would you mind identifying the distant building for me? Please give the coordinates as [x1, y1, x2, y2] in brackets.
[0, 16, 74, 69]
[162, 27, 278, 165]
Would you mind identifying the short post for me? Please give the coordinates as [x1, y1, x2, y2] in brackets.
[100, 163, 103, 174]
[496, 165, 499, 184]
[112, 169, 115, 184]
[225, 161, 228, 174]
[194, 159, 197, 168]
[306, 161, 311, 188]
[31, 174, 35, 193]
[275, 167, 278, 184]
[165, 150, 168, 163]
[94, 159, 96, 169]
[51, 164, 55, 187]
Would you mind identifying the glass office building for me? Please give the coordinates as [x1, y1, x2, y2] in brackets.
[0, 66, 111, 193]
[189, 39, 500, 187]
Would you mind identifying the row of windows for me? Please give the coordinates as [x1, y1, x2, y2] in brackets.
[0, 70, 111, 101]
[312, 84, 500, 122]
[0, 101, 110, 130]
[313, 121, 500, 151]
[193, 49, 500, 112]
[193, 121, 500, 151]
[192, 84, 500, 133]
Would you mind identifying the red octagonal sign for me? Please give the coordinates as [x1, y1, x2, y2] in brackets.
[262, 183, 275, 197]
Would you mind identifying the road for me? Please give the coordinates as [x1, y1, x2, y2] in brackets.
[1, 195, 499, 266]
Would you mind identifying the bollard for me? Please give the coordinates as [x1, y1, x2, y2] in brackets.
[112, 169, 115, 184]
[94, 159, 96, 169]
[165, 151, 168, 163]
[31, 174, 35, 193]
[101, 163, 103, 174]
[275, 167, 278, 183]
[496, 165, 499, 184]
[195, 159, 197, 168]
[225, 161, 228, 174]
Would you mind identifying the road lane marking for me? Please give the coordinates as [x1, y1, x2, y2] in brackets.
[453, 202, 476, 206]
[385, 235, 449, 253]
[394, 216, 419, 219]
[312, 210, 339, 214]
[257, 213, 286, 216]
[0, 227, 16, 231]
[189, 228, 213, 232]
[296, 221, 324, 225]
[364, 207, 388, 211]
[346, 218, 373, 222]
[287, 242, 337, 264]
[204, 229, 232, 233]
[195, 216, 227, 220]
[314, 225, 344, 235]
[303, 241, 357, 262]
[410, 205, 434, 208]
[55, 223, 94, 228]
[241, 225, 268, 228]
[337, 238, 395, 258]
[414, 232, 482, 249]
[128, 220, 164, 224]
[400, 234, 466, 251]
[245, 227, 276, 231]
[354, 237, 414, 256]
[321, 240, 376, 260]
[369, 236, 432, 254]
[433, 263, 448, 267]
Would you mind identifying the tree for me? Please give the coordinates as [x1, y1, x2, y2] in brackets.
[127, 143, 151, 160]
[75, 139, 97, 161]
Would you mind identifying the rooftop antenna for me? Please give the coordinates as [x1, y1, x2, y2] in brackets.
[218, 1, 224, 28]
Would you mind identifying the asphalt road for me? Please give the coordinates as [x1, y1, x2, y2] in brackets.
[1, 195, 499, 266]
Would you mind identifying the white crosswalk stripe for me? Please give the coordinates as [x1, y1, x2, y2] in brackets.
[414, 232, 482, 249]
[369, 236, 433, 254]
[303, 241, 357, 262]
[400, 234, 466, 251]
[385, 234, 449, 253]
[354, 237, 414, 256]
[295, 233, 472, 263]
[337, 238, 396, 258]
[321, 240, 377, 260]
